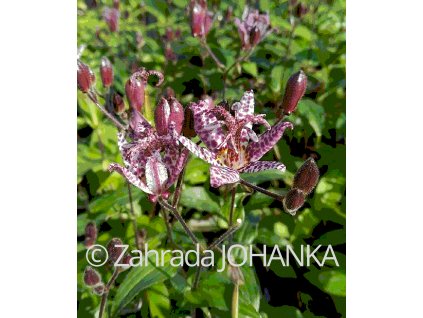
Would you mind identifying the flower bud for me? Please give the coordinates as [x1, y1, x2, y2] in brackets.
[77, 61, 95, 93]
[84, 222, 97, 248]
[107, 238, 124, 264]
[118, 254, 132, 272]
[100, 57, 113, 88]
[154, 97, 184, 136]
[93, 283, 105, 296]
[293, 158, 319, 195]
[281, 70, 307, 115]
[125, 76, 145, 112]
[103, 7, 119, 32]
[84, 266, 101, 287]
[190, 0, 212, 38]
[283, 189, 305, 215]
[112, 93, 126, 114]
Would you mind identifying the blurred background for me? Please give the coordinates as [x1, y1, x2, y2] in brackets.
[77, 0, 346, 317]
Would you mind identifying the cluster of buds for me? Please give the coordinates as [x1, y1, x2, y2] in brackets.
[84, 266, 105, 295]
[234, 7, 272, 51]
[103, 7, 120, 32]
[289, 0, 309, 18]
[189, 0, 213, 38]
[283, 158, 320, 215]
[277, 70, 308, 118]
[107, 238, 132, 271]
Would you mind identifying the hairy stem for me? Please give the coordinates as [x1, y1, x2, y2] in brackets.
[239, 179, 284, 201]
[172, 166, 186, 208]
[98, 269, 120, 318]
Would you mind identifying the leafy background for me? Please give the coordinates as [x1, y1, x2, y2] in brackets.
[77, 0, 346, 317]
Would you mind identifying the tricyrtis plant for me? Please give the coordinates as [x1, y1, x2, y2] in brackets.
[77, 1, 331, 317]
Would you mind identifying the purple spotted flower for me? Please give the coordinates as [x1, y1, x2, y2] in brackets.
[109, 100, 188, 202]
[177, 90, 293, 188]
[234, 7, 272, 50]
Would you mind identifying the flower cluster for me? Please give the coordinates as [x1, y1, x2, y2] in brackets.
[109, 91, 188, 203]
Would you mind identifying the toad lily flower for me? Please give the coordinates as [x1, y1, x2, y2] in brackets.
[109, 99, 188, 202]
[234, 7, 272, 50]
[177, 90, 293, 188]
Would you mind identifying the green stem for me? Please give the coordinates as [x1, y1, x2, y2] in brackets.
[239, 179, 284, 201]
[98, 269, 120, 318]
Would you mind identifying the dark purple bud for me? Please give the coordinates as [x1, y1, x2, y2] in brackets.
[293, 158, 319, 195]
[100, 57, 113, 88]
[164, 87, 175, 99]
[93, 283, 105, 296]
[113, 0, 119, 10]
[283, 189, 305, 215]
[281, 70, 307, 116]
[84, 222, 97, 248]
[103, 7, 119, 32]
[164, 44, 177, 62]
[77, 61, 95, 93]
[125, 76, 145, 112]
[112, 93, 126, 114]
[107, 238, 123, 264]
[84, 266, 101, 287]
[225, 6, 233, 21]
[154, 97, 184, 136]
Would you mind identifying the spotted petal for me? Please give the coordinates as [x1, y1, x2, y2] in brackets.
[239, 161, 286, 173]
[166, 147, 189, 188]
[145, 152, 168, 194]
[210, 166, 240, 188]
[178, 135, 222, 166]
[190, 100, 226, 152]
[246, 121, 293, 163]
[234, 90, 255, 122]
[109, 163, 153, 194]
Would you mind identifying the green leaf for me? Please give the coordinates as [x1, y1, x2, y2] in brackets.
[180, 186, 220, 214]
[242, 62, 258, 77]
[111, 252, 178, 315]
[304, 270, 346, 297]
[146, 283, 170, 318]
[270, 65, 284, 93]
[297, 99, 325, 137]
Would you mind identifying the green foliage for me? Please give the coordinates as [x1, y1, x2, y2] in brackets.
[77, 0, 346, 317]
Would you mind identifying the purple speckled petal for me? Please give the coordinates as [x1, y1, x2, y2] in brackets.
[178, 135, 222, 166]
[210, 165, 240, 188]
[246, 121, 293, 163]
[166, 147, 189, 188]
[239, 161, 286, 173]
[190, 99, 226, 152]
[235, 90, 255, 122]
[109, 163, 153, 194]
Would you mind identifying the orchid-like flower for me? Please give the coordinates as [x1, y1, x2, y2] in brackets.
[234, 7, 272, 50]
[177, 90, 293, 188]
[109, 98, 188, 202]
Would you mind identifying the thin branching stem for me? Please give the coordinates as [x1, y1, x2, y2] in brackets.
[239, 179, 284, 201]
[158, 199, 200, 245]
[200, 38, 225, 70]
[98, 269, 120, 318]
[87, 92, 127, 131]
[127, 182, 142, 249]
